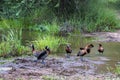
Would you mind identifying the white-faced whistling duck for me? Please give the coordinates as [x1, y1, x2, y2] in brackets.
[77, 44, 94, 61]
[31, 44, 50, 64]
[65, 44, 72, 58]
[98, 44, 104, 54]
[77, 47, 88, 61]
[84, 44, 94, 54]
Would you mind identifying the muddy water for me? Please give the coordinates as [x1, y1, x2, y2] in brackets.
[54, 35, 120, 73]
[91, 42, 120, 73]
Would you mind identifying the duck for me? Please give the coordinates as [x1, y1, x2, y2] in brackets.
[65, 44, 72, 58]
[78, 44, 94, 53]
[31, 44, 50, 64]
[77, 44, 94, 61]
[84, 44, 94, 53]
[98, 44, 104, 54]
[77, 47, 87, 61]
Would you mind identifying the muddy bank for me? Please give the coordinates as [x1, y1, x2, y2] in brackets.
[0, 56, 118, 80]
[83, 30, 120, 42]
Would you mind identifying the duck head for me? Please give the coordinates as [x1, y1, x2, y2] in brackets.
[88, 44, 94, 48]
[45, 46, 51, 54]
[99, 44, 102, 46]
[30, 44, 35, 52]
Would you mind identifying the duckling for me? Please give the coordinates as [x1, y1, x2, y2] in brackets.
[65, 44, 72, 58]
[31, 44, 50, 64]
[98, 44, 104, 54]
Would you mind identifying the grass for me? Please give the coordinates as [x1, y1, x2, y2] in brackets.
[42, 75, 66, 80]
[29, 21, 59, 35]
[0, 0, 120, 33]
[0, 78, 3, 80]
[0, 62, 5, 65]
[67, 0, 120, 32]
[0, 0, 119, 57]
[0, 19, 31, 57]
[0, 18, 23, 29]
[29, 21, 67, 53]
[107, 64, 120, 75]
[0, 18, 67, 57]
[46, 21, 59, 34]
[42, 76, 58, 80]
[114, 64, 120, 75]
[0, 28, 30, 57]
[31, 35, 67, 52]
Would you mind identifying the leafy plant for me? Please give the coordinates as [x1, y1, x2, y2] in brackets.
[31, 35, 67, 52]
[0, 28, 29, 57]
[29, 21, 59, 34]
[0, 19, 23, 28]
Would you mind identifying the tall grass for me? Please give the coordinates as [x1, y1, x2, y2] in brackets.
[68, 0, 119, 32]
[0, 18, 30, 57]
[45, 21, 59, 34]
[0, 0, 120, 33]
[31, 35, 67, 52]
[0, 19, 23, 29]
[0, 28, 29, 57]
[29, 21, 59, 35]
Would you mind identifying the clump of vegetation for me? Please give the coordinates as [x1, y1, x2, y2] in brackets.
[0, 28, 29, 57]
[42, 75, 66, 80]
[0, 0, 120, 32]
[107, 64, 120, 75]
[42, 75, 58, 80]
[29, 21, 59, 34]
[32, 35, 67, 52]
[0, 18, 30, 57]
[0, 78, 3, 80]
[114, 65, 120, 75]
[0, 19, 23, 28]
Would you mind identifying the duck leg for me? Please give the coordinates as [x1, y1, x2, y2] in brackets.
[80, 56, 84, 61]
[66, 53, 70, 58]
[34, 59, 38, 62]
[41, 59, 45, 64]
[41, 54, 48, 64]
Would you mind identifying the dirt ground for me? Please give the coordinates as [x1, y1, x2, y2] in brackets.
[0, 56, 118, 80]
[83, 30, 120, 42]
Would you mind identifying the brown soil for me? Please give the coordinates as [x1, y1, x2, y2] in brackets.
[0, 56, 118, 80]
[83, 30, 120, 42]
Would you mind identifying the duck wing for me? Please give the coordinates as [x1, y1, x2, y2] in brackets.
[37, 51, 47, 59]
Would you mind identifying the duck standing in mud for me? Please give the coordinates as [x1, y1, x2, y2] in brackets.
[65, 44, 72, 58]
[84, 44, 94, 54]
[98, 44, 104, 54]
[31, 44, 50, 64]
[77, 44, 94, 61]
[77, 48, 87, 61]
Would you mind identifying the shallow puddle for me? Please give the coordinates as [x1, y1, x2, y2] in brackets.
[0, 67, 13, 74]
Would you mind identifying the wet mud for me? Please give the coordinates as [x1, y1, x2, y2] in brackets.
[83, 30, 120, 42]
[0, 56, 117, 80]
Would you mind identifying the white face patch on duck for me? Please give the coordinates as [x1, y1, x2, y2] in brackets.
[45, 46, 50, 54]
[31, 44, 35, 52]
